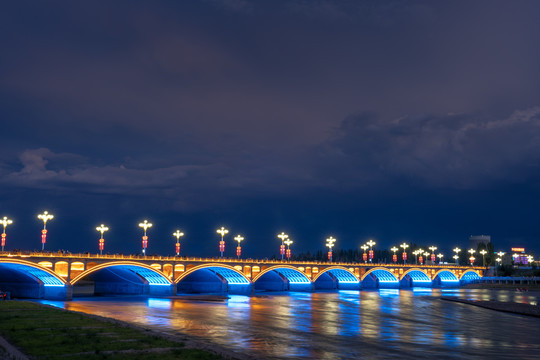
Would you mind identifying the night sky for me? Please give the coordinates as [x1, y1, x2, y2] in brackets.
[1, 1, 540, 258]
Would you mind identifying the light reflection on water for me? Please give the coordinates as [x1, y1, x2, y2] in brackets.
[39, 289, 540, 359]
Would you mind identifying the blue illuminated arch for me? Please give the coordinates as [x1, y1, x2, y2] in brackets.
[70, 261, 172, 286]
[314, 267, 359, 283]
[460, 270, 481, 282]
[0, 259, 66, 287]
[433, 270, 459, 286]
[175, 264, 251, 285]
[362, 268, 399, 288]
[401, 269, 432, 287]
[253, 265, 310, 284]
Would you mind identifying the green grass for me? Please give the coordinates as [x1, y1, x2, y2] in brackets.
[0, 301, 223, 360]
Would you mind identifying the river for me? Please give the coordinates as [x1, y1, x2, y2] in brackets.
[38, 288, 540, 359]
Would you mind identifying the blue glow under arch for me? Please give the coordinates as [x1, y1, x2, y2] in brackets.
[175, 263, 251, 285]
[252, 265, 310, 284]
[361, 268, 399, 283]
[313, 266, 359, 283]
[0, 259, 66, 286]
[433, 269, 459, 284]
[70, 261, 172, 286]
[460, 270, 481, 281]
[401, 269, 432, 286]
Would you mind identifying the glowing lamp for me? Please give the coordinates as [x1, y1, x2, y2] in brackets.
[216, 227, 229, 258]
[326, 236, 336, 262]
[1, 216, 13, 252]
[96, 224, 109, 255]
[278, 232, 289, 260]
[138, 220, 152, 256]
[173, 230, 184, 256]
[284, 239, 293, 260]
[234, 235, 244, 259]
[37, 211, 54, 251]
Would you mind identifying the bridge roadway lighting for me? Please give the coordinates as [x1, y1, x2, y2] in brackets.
[234, 235, 244, 259]
[138, 220, 152, 256]
[284, 239, 293, 260]
[1, 217, 13, 252]
[429, 246, 437, 263]
[326, 236, 336, 262]
[361, 244, 369, 263]
[277, 232, 288, 260]
[366, 240, 376, 263]
[437, 253, 444, 264]
[390, 246, 398, 263]
[400, 243, 409, 264]
[96, 224, 109, 255]
[468, 249, 476, 265]
[479, 249, 488, 266]
[217, 227, 229, 258]
[37, 211, 54, 251]
[173, 230, 184, 256]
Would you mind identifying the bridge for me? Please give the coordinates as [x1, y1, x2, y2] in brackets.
[0, 252, 485, 300]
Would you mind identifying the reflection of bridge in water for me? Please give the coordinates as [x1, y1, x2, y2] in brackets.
[0, 252, 485, 300]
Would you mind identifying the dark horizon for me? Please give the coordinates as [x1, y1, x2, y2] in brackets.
[1, 1, 539, 258]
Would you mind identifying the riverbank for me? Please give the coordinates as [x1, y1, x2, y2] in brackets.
[441, 296, 540, 317]
[0, 300, 234, 359]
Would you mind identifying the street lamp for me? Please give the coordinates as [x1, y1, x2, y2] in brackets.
[468, 249, 476, 265]
[453, 247, 461, 265]
[429, 246, 437, 264]
[217, 227, 229, 258]
[277, 232, 288, 260]
[366, 239, 376, 263]
[1, 217, 13, 252]
[37, 211, 54, 251]
[96, 224, 109, 255]
[361, 244, 369, 263]
[173, 230, 184, 256]
[437, 253, 444, 264]
[326, 236, 336, 262]
[138, 220, 152, 256]
[416, 249, 424, 265]
[284, 239, 293, 260]
[234, 235, 244, 259]
[423, 251, 430, 265]
[479, 249, 487, 266]
[390, 246, 398, 263]
[400, 243, 409, 264]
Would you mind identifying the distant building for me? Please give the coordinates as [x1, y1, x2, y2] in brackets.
[469, 235, 491, 250]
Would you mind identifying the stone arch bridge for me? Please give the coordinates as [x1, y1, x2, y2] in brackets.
[0, 252, 485, 300]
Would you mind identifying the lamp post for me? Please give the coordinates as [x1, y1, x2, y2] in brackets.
[1, 217, 13, 252]
[437, 253, 444, 264]
[173, 230, 184, 256]
[468, 249, 476, 265]
[453, 247, 461, 265]
[479, 249, 487, 266]
[217, 227, 229, 258]
[429, 246, 437, 264]
[138, 220, 152, 256]
[366, 239, 376, 263]
[495, 257, 502, 275]
[234, 235, 244, 259]
[390, 246, 398, 263]
[96, 224, 109, 255]
[326, 236, 336, 262]
[400, 243, 409, 264]
[417, 249, 424, 265]
[277, 232, 288, 260]
[361, 244, 369, 263]
[37, 211, 54, 251]
[423, 251, 430, 265]
[284, 239, 293, 260]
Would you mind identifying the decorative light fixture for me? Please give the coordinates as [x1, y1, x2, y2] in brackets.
[0, 217, 13, 252]
[216, 227, 229, 258]
[37, 211, 54, 251]
[96, 224, 109, 255]
[173, 230, 184, 256]
[138, 220, 152, 256]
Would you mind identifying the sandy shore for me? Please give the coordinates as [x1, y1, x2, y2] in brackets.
[441, 297, 540, 317]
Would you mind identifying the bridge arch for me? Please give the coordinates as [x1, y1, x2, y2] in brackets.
[175, 263, 252, 295]
[433, 269, 459, 287]
[460, 269, 482, 282]
[400, 268, 432, 287]
[312, 266, 360, 290]
[70, 261, 174, 296]
[0, 259, 68, 299]
[361, 267, 399, 289]
[253, 265, 312, 292]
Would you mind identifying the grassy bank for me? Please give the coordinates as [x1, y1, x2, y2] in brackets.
[0, 301, 223, 360]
